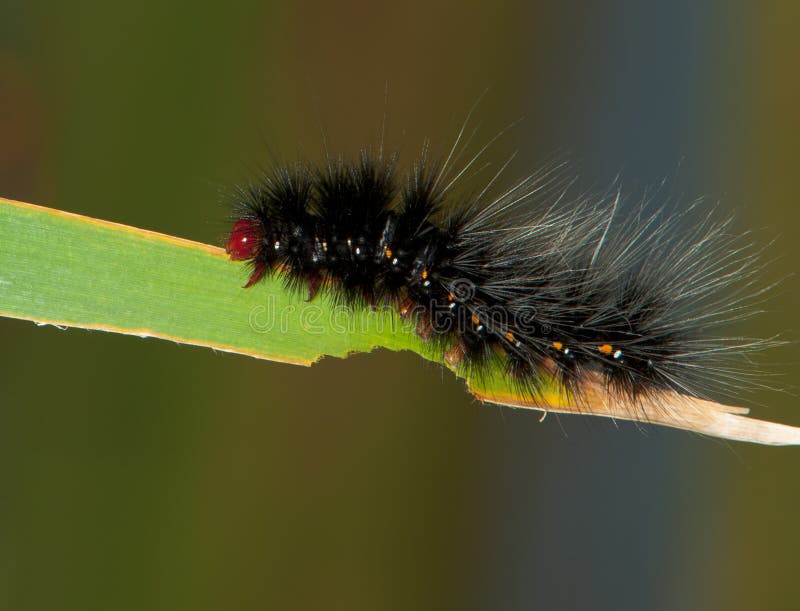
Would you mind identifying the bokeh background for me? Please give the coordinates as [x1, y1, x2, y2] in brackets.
[1, 2, 798, 610]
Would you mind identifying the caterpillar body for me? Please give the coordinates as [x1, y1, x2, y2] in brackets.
[225, 138, 775, 415]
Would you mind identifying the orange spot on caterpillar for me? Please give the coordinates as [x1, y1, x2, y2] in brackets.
[471, 314, 480, 325]
[598, 344, 613, 355]
[552, 341, 563, 350]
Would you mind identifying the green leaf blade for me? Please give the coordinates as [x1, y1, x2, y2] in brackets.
[0, 198, 423, 364]
[2, 196, 798, 445]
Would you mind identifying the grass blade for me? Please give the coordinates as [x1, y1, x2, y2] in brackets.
[1, 196, 797, 445]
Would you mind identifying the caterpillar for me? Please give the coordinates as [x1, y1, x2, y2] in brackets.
[224, 130, 777, 417]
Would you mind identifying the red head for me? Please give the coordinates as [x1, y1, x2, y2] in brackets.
[226, 218, 267, 287]
[226, 218, 263, 261]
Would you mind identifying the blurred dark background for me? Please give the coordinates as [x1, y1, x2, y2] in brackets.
[1, 2, 798, 610]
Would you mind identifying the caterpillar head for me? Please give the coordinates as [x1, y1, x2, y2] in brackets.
[226, 218, 267, 287]
[226, 218, 264, 261]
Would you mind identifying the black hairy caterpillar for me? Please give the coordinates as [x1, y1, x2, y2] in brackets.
[224, 133, 777, 413]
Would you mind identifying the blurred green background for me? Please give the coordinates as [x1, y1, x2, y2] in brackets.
[1, 1, 798, 610]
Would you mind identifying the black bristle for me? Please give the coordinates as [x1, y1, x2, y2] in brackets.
[226, 142, 776, 411]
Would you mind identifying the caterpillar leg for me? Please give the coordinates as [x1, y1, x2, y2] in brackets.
[243, 262, 267, 288]
[415, 315, 433, 341]
[305, 273, 323, 302]
[444, 341, 466, 369]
